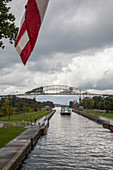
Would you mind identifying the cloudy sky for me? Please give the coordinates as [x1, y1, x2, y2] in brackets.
[1, 0, 113, 99]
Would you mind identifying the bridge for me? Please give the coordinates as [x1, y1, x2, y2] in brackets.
[1, 85, 112, 104]
[15, 85, 112, 104]
[20, 85, 108, 96]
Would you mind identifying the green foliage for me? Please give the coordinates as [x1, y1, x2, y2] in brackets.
[0, 0, 18, 48]
[84, 109, 113, 119]
[0, 96, 54, 115]
[82, 97, 94, 109]
[2, 98, 9, 115]
[43, 101, 54, 108]
[38, 104, 42, 111]
[14, 107, 20, 113]
[98, 101, 104, 110]
[92, 96, 103, 109]
[10, 107, 15, 114]
[82, 96, 113, 111]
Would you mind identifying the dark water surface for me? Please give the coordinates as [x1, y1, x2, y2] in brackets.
[20, 108, 113, 170]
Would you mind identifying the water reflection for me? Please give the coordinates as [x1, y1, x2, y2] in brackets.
[20, 108, 113, 170]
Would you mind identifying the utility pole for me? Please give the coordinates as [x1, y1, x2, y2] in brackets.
[103, 95, 106, 115]
[8, 95, 11, 120]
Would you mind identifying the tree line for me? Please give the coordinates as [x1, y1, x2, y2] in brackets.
[81, 96, 113, 112]
[0, 96, 54, 115]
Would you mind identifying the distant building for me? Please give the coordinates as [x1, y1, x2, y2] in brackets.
[79, 106, 84, 111]
[45, 106, 52, 111]
[73, 100, 78, 108]
[69, 100, 78, 108]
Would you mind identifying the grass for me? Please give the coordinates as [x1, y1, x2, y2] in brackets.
[0, 109, 51, 122]
[0, 126, 26, 148]
[0, 109, 52, 148]
[83, 110, 113, 119]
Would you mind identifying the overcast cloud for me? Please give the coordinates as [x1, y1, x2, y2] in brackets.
[0, 0, 113, 96]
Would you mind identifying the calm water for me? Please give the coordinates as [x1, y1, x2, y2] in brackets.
[20, 108, 113, 170]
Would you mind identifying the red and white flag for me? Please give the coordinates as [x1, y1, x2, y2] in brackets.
[15, 0, 49, 65]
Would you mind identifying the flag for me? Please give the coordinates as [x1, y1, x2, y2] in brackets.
[15, 0, 49, 65]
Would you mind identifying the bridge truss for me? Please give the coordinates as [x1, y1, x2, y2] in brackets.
[16, 85, 106, 98]
[1, 85, 112, 104]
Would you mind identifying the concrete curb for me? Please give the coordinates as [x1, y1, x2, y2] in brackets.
[2, 140, 31, 170]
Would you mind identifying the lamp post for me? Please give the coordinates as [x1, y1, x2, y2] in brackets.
[103, 95, 106, 115]
[8, 91, 18, 120]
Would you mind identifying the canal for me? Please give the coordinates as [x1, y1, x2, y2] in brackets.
[20, 108, 113, 170]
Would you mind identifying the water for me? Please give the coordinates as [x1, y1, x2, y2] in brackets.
[20, 108, 113, 170]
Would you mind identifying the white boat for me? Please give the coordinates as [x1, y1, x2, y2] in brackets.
[60, 107, 71, 115]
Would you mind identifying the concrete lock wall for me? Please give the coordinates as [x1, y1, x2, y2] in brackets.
[72, 110, 111, 130]
[4, 140, 31, 170]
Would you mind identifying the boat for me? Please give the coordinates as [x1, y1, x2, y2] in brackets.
[60, 107, 71, 115]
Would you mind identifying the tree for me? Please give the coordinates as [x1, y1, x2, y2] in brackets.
[10, 107, 15, 114]
[92, 96, 103, 109]
[2, 98, 9, 115]
[0, 0, 18, 48]
[98, 101, 104, 110]
[82, 97, 94, 109]
[38, 104, 42, 111]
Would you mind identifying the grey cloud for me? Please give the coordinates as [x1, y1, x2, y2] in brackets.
[72, 68, 113, 91]
[27, 60, 63, 73]
[0, 40, 21, 69]
[96, 72, 113, 90]
[1, 0, 113, 94]
[36, 0, 113, 57]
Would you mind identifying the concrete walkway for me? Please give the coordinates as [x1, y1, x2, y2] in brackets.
[100, 116, 113, 125]
[0, 111, 55, 170]
[0, 127, 38, 169]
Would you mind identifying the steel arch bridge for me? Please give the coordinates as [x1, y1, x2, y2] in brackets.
[16, 85, 111, 104]
[1, 85, 112, 105]
[17, 85, 107, 97]
[25, 85, 75, 95]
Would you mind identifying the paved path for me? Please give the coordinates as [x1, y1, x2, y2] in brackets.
[100, 116, 113, 125]
[0, 111, 55, 170]
[0, 118, 45, 169]
[0, 127, 39, 169]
